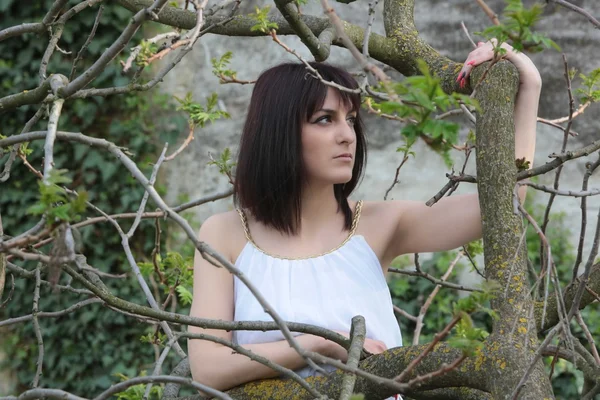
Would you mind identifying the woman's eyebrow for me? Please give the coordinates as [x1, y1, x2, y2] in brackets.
[316, 108, 357, 115]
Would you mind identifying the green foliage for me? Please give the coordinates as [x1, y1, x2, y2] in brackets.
[211, 51, 238, 82]
[208, 147, 236, 179]
[139, 251, 193, 306]
[113, 372, 163, 400]
[465, 239, 484, 258]
[477, 0, 560, 53]
[250, 6, 279, 33]
[515, 157, 531, 171]
[0, 0, 187, 396]
[448, 313, 487, 357]
[174, 93, 230, 128]
[368, 60, 479, 167]
[26, 169, 87, 224]
[135, 40, 159, 68]
[576, 68, 600, 103]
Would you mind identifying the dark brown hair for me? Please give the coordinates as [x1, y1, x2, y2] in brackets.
[234, 62, 367, 235]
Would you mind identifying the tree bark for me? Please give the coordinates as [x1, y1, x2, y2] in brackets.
[472, 61, 555, 399]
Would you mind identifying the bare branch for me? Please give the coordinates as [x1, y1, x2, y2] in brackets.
[127, 144, 168, 238]
[275, 0, 332, 61]
[0, 23, 45, 43]
[42, 0, 70, 25]
[69, 5, 104, 81]
[339, 316, 366, 400]
[520, 182, 600, 197]
[574, 154, 600, 280]
[31, 267, 45, 388]
[59, 0, 170, 98]
[388, 267, 481, 292]
[547, 0, 600, 29]
[0, 298, 103, 328]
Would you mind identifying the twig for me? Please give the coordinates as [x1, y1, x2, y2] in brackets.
[517, 203, 552, 328]
[540, 54, 575, 249]
[362, 0, 380, 59]
[425, 180, 457, 207]
[32, 267, 45, 388]
[446, 139, 600, 185]
[547, 0, 600, 29]
[165, 125, 194, 161]
[393, 305, 418, 322]
[405, 354, 468, 389]
[447, 147, 473, 197]
[384, 154, 410, 200]
[510, 324, 563, 399]
[43, 97, 65, 184]
[60, 0, 170, 98]
[319, 0, 398, 101]
[413, 252, 462, 345]
[519, 182, 600, 197]
[69, 5, 104, 81]
[396, 315, 461, 382]
[388, 267, 480, 292]
[186, 0, 211, 50]
[537, 117, 579, 136]
[269, 30, 361, 95]
[6, 262, 92, 296]
[84, 199, 187, 359]
[460, 21, 477, 48]
[1, 106, 46, 182]
[15, 188, 233, 254]
[339, 316, 366, 400]
[122, 32, 180, 72]
[573, 155, 600, 280]
[142, 337, 177, 400]
[474, 0, 500, 25]
[546, 101, 591, 124]
[0, 298, 103, 328]
[566, 194, 600, 321]
[127, 144, 168, 238]
[575, 311, 600, 365]
[39, 24, 65, 83]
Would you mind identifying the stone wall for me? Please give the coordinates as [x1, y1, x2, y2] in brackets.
[160, 0, 600, 263]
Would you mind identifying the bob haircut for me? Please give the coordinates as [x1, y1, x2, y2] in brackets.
[234, 62, 367, 235]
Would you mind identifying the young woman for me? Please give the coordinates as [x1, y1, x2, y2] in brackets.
[188, 40, 542, 393]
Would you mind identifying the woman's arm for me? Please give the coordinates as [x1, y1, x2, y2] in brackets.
[459, 40, 542, 201]
[379, 40, 542, 260]
[188, 213, 333, 392]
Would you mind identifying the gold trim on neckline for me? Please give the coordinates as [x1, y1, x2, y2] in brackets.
[236, 200, 363, 260]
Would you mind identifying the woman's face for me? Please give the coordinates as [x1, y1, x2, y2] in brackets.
[301, 88, 357, 186]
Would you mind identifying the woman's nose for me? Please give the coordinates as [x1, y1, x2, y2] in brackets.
[338, 121, 355, 144]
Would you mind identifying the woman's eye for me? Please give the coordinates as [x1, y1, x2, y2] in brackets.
[315, 115, 332, 124]
[347, 116, 357, 125]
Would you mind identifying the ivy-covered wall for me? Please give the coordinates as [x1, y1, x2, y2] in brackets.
[0, 0, 187, 395]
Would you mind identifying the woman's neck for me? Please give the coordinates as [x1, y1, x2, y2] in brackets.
[297, 184, 345, 236]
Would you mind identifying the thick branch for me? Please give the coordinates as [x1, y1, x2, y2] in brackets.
[0, 23, 45, 42]
[274, 0, 332, 61]
[472, 59, 553, 398]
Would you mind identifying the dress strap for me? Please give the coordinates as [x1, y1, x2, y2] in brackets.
[235, 207, 252, 243]
[349, 200, 363, 236]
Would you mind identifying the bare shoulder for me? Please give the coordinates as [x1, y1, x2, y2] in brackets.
[198, 209, 247, 264]
[355, 200, 405, 262]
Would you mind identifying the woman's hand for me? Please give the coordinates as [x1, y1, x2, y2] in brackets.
[319, 330, 388, 362]
[457, 39, 542, 90]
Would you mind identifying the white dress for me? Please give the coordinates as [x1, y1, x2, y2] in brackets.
[232, 201, 403, 397]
